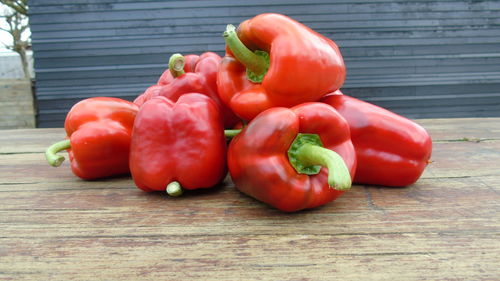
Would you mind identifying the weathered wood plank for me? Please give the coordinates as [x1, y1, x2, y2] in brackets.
[0, 128, 65, 153]
[0, 118, 499, 280]
[0, 175, 498, 234]
[0, 79, 35, 129]
[1, 231, 498, 280]
[416, 117, 500, 141]
[0, 175, 498, 280]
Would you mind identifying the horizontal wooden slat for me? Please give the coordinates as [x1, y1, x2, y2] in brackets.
[31, 18, 500, 41]
[29, 1, 500, 20]
[26, 0, 500, 6]
[28, 10, 500, 34]
[29, 0, 500, 127]
[31, 42, 500, 60]
[34, 94, 500, 128]
[33, 55, 500, 79]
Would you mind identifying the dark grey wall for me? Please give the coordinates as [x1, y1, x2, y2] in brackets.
[29, 0, 500, 127]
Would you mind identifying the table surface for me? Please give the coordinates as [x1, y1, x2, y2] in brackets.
[1, 118, 499, 280]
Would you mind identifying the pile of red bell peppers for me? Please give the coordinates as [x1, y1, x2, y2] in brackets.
[45, 13, 432, 212]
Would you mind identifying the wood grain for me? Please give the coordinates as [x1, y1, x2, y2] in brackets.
[0, 118, 499, 280]
[0, 79, 35, 129]
[29, 2, 500, 127]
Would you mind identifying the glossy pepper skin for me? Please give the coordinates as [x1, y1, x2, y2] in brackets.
[134, 52, 239, 128]
[45, 97, 139, 180]
[130, 93, 227, 195]
[218, 13, 346, 121]
[228, 102, 357, 212]
[321, 92, 432, 186]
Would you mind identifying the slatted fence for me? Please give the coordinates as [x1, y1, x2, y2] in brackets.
[29, 0, 500, 127]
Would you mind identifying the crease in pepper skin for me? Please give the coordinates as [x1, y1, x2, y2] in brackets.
[321, 91, 432, 187]
[218, 13, 346, 121]
[129, 93, 227, 196]
[45, 97, 139, 180]
[227, 102, 357, 212]
[134, 52, 240, 129]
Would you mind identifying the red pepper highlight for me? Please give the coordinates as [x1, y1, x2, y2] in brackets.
[322, 92, 432, 186]
[130, 94, 227, 196]
[218, 13, 346, 121]
[134, 52, 239, 128]
[45, 97, 139, 180]
[228, 102, 356, 212]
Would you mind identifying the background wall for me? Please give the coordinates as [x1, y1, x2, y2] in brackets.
[29, 0, 500, 127]
[0, 51, 35, 129]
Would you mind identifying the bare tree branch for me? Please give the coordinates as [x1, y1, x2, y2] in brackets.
[1, 42, 11, 50]
[1, 0, 28, 15]
[1, 0, 31, 79]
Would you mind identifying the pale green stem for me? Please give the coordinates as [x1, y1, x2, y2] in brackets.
[222, 24, 268, 76]
[224, 129, 242, 138]
[169, 53, 186, 78]
[295, 144, 352, 191]
[166, 181, 183, 197]
[45, 139, 71, 167]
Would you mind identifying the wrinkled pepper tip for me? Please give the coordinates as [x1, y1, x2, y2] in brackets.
[166, 181, 183, 197]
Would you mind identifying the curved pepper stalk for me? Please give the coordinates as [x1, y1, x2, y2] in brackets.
[168, 53, 186, 78]
[44, 97, 138, 180]
[223, 24, 270, 83]
[288, 133, 351, 191]
[133, 51, 240, 129]
[45, 139, 71, 167]
[218, 13, 346, 121]
[227, 102, 357, 212]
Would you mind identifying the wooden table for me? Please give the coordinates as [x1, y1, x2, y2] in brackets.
[1, 118, 499, 280]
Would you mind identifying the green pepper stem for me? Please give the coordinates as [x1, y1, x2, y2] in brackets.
[224, 129, 242, 138]
[45, 139, 71, 167]
[169, 53, 186, 78]
[295, 143, 352, 191]
[222, 24, 269, 81]
[166, 181, 183, 197]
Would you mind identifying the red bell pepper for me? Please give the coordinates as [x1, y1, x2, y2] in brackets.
[45, 97, 138, 180]
[321, 92, 432, 186]
[134, 52, 239, 128]
[130, 93, 227, 196]
[228, 102, 357, 212]
[218, 13, 346, 121]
